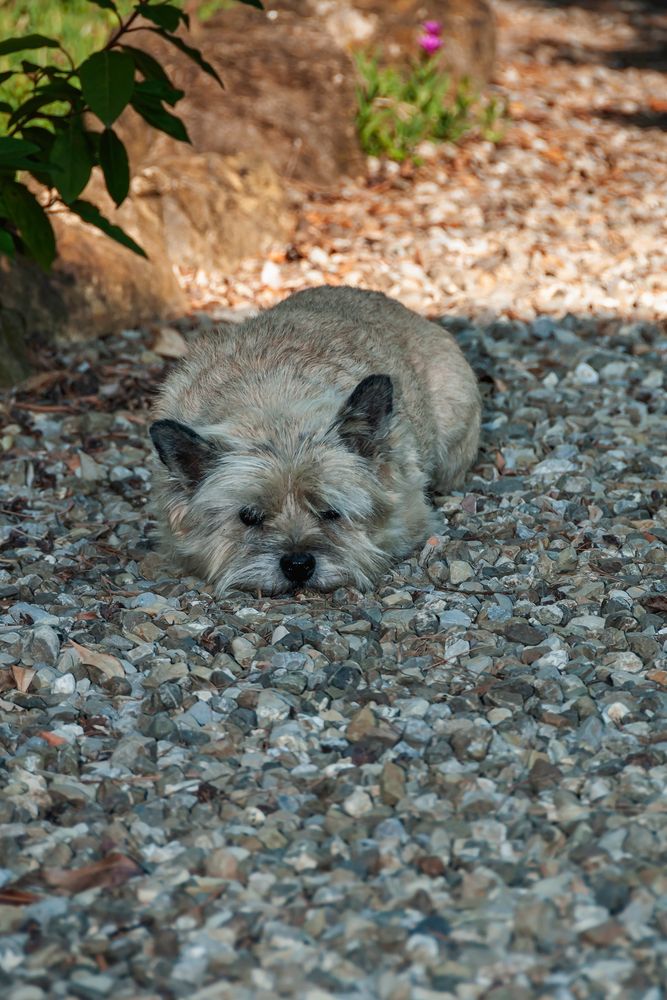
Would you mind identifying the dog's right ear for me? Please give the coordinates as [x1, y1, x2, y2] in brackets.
[149, 419, 219, 488]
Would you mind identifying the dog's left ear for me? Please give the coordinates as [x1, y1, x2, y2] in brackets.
[335, 374, 393, 458]
[149, 419, 219, 488]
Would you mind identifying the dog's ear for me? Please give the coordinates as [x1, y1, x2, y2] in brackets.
[335, 374, 393, 458]
[149, 419, 219, 488]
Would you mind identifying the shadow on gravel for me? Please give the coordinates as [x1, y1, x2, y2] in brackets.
[596, 107, 667, 131]
[527, 0, 667, 73]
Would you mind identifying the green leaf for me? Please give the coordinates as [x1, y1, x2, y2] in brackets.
[0, 136, 42, 171]
[99, 127, 130, 206]
[147, 28, 223, 88]
[1, 181, 56, 269]
[69, 199, 147, 257]
[8, 81, 82, 127]
[120, 44, 172, 85]
[137, 3, 187, 32]
[0, 226, 15, 258]
[14, 127, 60, 185]
[0, 138, 40, 161]
[87, 0, 118, 9]
[50, 122, 93, 203]
[78, 50, 135, 125]
[0, 35, 60, 57]
[19, 125, 56, 150]
[0, 101, 14, 115]
[134, 78, 184, 108]
[0, 70, 16, 85]
[130, 92, 190, 143]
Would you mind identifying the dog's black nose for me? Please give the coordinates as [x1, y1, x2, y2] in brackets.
[280, 552, 316, 584]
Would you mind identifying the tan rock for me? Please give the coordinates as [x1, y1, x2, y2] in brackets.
[380, 761, 406, 805]
[122, 7, 365, 190]
[346, 705, 402, 745]
[129, 152, 293, 271]
[50, 202, 186, 341]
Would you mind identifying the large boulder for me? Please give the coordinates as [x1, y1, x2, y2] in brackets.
[121, 6, 365, 190]
[0, 305, 33, 387]
[0, 150, 292, 381]
[0, 210, 185, 387]
[128, 152, 293, 271]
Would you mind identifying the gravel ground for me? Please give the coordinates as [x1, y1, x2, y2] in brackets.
[1, 310, 666, 999]
[2, 2, 667, 998]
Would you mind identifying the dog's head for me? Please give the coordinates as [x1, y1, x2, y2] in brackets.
[150, 375, 400, 594]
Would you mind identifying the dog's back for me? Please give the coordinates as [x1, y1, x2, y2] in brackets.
[156, 286, 480, 490]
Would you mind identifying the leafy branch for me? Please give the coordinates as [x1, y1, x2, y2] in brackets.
[0, 0, 263, 268]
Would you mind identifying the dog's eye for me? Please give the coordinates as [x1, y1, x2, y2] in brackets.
[239, 506, 265, 527]
[320, 508, 341, 521]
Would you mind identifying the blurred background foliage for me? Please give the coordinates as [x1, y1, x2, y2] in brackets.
[0, 0, 237, 105]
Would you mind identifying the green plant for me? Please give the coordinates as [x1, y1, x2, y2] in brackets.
[0, 0, 263, 269]
[355, 52, 506, 164]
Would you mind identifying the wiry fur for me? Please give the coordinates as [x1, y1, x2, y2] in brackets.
[150, 286, 481, 595]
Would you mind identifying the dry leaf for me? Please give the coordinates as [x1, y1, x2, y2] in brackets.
[37, 730, 68, 747]
[543, 146, 566, 164]
[152, 327, 189, 359]
[68, 641, 124, 679]
[0, 886, 42, 906]
[0, 669, 15, 694]
[11, 665, 36, 693]
[44, 853, 142, 894]
[643, 596, 667, 614]
[19, 370, 68, 394]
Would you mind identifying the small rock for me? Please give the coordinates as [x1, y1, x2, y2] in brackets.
[604, 702, 631, 724]
[25, 625, 60, 666]
[52, 672, 76, 695]
[152, 326, 189, 359]
[231, 636, 257, 666]
[449, 560, 474, 584]
[343, 788, 373, 817]
[573, 362, 599, 385]
[77, 451, 105, 481]
[379, 762, 406, 805]
[604, 651, 644, 673]
[260, 260, 282, 288]
[505, 622, 546, 646]
[256, 690, 292, 724]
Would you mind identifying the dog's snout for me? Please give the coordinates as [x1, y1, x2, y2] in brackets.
[280, 552, 316, 584]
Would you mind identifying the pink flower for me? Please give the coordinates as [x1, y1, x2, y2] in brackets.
[423, 20, 442, 36]
[418, 33, 443, 54]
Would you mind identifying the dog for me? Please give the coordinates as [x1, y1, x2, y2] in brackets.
[149, 286, 480, 594]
